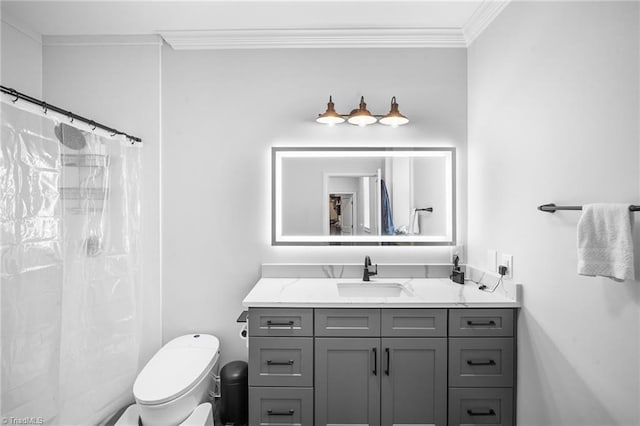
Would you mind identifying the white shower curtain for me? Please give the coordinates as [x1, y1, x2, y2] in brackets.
[1, 99, 142, 424]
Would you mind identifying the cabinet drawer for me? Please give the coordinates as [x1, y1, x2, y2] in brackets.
[249, 387, 313, 426]
[249, 337, 313, 387]
[249, 308, 313, 337]
[449, 309, 514, 337]
[448, 387, 513, 426]
[315, 309, 380, 337]
[381, 308, 447, 337]
[449, 338, 514, 387]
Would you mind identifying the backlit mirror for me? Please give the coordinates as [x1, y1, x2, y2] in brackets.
[272, 147, 456, 245]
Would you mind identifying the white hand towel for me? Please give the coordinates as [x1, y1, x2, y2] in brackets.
[577, 203, 635, 281]
[410, 209, 420, 235]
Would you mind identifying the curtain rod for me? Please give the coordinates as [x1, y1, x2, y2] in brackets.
[1, 85, 142, 143]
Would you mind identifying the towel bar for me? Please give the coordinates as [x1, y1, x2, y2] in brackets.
[538, 203, 640, 213]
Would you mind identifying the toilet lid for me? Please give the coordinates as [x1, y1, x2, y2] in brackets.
[133, 334, 220, 405]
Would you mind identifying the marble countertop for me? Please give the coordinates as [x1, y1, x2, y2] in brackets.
[242, 277, 521, 308]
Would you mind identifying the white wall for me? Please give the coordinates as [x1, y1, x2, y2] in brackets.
[162, 47, 467, 363]
[468, 2, 640, 425]
[42, 36, 163, 369]
[0, 16, 42, 97]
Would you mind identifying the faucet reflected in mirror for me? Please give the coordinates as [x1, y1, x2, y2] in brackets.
[363, 255, 378, 281]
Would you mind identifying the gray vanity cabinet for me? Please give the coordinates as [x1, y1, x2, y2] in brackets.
[448, 309, 515, 426]
[247, 307, 517, 426]
[248, 308, 314, 426]
[315, 308, 448, 426]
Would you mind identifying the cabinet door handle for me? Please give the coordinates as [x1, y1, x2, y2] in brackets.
[385, 347, 390, 376]
[266, 359, 294, 366]
[467, 408, 496, 416]
[466, 320, 496, 326]
[372, 347, 377, 376]
[267, 409, 295, 416]
[466, 359, 496, 366]
[266, 320, 295, 327]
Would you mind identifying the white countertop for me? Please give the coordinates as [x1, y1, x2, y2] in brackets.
[242, 277, 521, 308]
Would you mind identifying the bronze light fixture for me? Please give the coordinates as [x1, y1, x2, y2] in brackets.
[316, 95, 409, 127]
[316, 96, 345, 125]
[379, 96, 409, 127]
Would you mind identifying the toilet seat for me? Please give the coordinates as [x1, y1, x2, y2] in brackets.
[134, 334, 220, 405]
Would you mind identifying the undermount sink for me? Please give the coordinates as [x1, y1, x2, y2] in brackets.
[337, 282, 412, 298]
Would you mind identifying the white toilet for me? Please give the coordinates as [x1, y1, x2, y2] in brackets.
[131, 334, 220, 426]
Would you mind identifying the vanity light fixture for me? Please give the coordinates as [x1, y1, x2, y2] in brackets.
[379, 97, 409, 127]
[347, 96, 378, 126]
[316, 96, 345, 125]
[316, 95, 409, 127]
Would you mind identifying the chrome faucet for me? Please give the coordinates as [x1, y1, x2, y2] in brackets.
[363, 256, 378, 281]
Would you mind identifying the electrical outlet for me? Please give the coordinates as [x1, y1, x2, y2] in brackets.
[501, 254, 513, 279]
[488, 249, 497, 272]
[451, 245, 464, 263]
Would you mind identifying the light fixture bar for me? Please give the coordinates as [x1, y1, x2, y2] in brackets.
[316, 95, 409, 127]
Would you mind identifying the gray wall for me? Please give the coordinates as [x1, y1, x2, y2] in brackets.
[162, 47, 468, 364]
[467, 2, 640, 425]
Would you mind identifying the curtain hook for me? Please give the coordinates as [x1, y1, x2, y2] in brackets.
[110, 131, 117, 137]
[67, 112, 74, 123]
[10, 90, 18, 103]
[42, 103, 48, 114]
[89, 121, 97, 131]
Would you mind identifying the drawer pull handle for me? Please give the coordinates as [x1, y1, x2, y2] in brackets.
[266, 320, 295, 327]
[467, 359, 496, 366]
[467, 320, 496, 326]
[267, 409, 295, 416]
[385, 347, 390, 376]
[372, 347, 377, 376]
[267, 359, 294, 366]
[467, 408, 496, 416]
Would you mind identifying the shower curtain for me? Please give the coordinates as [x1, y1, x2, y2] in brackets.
[1, 99, 142, 424]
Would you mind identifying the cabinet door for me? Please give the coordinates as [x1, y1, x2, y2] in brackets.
[249, 308, 314, 337]
[381, 338, 447, 426]
[449, 338, 514, 388]
[315, 309, 381, 337]
[315, 338, 381, 426]
[381, 309, 447, 337]
[248, 337, 314, 387]
[249, 387, 314, 426]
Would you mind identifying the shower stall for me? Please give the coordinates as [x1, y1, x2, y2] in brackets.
[1, 94, 142, 424]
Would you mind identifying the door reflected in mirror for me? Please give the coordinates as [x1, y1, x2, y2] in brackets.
[272, 147, 456, 246]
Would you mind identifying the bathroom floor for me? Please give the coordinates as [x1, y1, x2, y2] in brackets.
[104, 399, 234, 426]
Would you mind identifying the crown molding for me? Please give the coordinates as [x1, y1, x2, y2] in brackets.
[463, 0, 511, 45]
[43, 34, 163, 47]
[1, 11, 42, 44]
[161, 27, 467, 50]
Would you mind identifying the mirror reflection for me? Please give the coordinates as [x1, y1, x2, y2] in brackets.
[273, 147, 455, 245]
